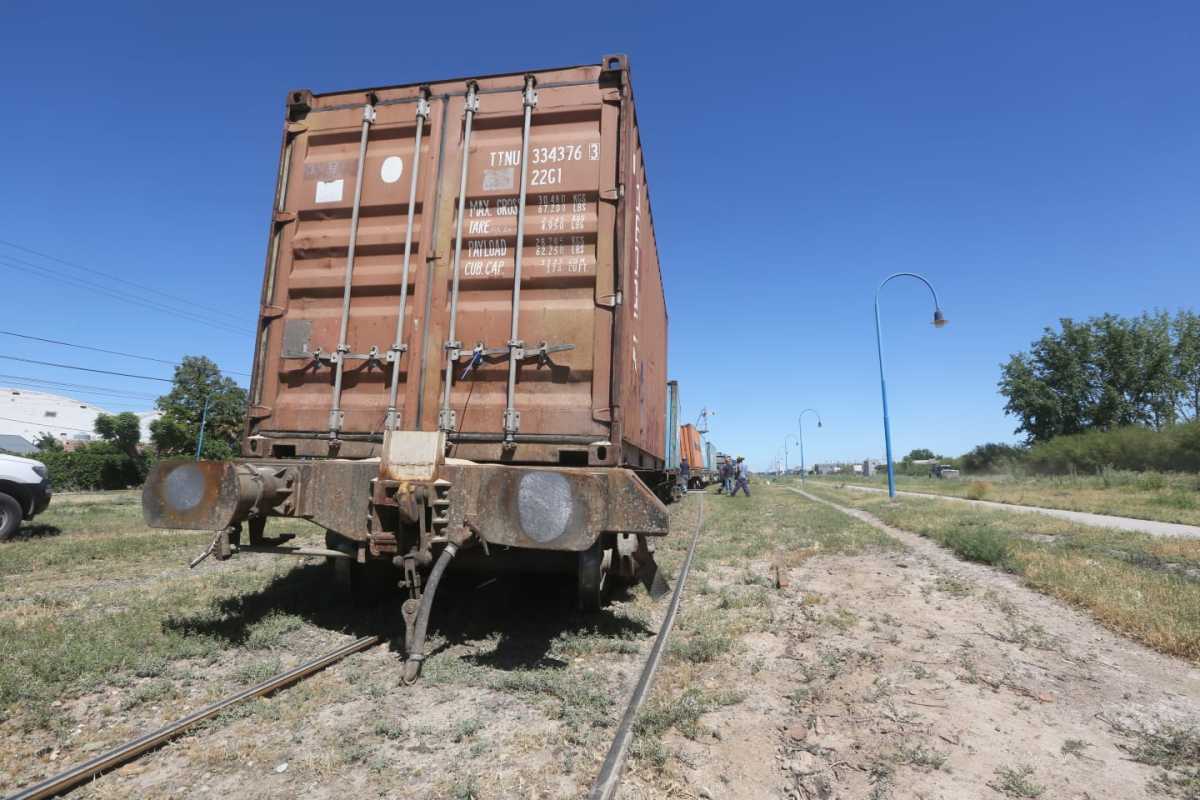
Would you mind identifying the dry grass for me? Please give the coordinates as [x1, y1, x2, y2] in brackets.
[805, 484, 1200, 662]
[966, 480, 992, 500]
[1016, 549, 1200, 660]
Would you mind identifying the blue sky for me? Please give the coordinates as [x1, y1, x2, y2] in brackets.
[2, 1, 1197, 469]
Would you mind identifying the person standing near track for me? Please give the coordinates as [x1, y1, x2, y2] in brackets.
[730, 456, 751, 497]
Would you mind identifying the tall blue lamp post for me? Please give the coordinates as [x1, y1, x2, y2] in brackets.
[874, 273, 947, 498]
[797, 408, 822, 484]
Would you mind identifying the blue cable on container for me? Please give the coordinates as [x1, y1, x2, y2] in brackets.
[459, 349, 484, 380]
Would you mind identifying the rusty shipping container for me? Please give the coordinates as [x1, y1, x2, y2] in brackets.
[143, 56, 673, 667]
[246, 55, 666, 466]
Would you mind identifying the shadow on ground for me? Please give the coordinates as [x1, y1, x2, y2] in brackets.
[165, 558, 652, 670]
[8, 523, 63, 541]
[438, 576, 648, 671]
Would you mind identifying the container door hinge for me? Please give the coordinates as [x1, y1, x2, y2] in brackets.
[273, 210, 297, 225]
[248, 405, 272, 419]
[598, 292, 622, 308]
[600, 187, 620, 202]
[260, 304, 286, 320]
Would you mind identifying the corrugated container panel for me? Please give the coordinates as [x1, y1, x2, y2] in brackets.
[246, 57, 668, 469]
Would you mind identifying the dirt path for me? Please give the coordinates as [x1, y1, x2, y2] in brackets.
[726, 486, 1200, 799]
[838, 483, 1200, 539]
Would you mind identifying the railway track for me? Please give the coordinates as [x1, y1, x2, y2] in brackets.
[7, 636, 383, 800]
[589, 492, 705, 800]
[7, 494, 706, 800]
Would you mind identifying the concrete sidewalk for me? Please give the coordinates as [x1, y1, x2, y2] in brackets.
[821, 483, 1200, 540]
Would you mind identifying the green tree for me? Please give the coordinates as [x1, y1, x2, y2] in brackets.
[903, 448, 936, 462]
[1175, 310, 1200, 422]
[1000, 312, 1187, 442]
[150, 356, 247, 459]
[999, 318, 1097, 442]
[33, 432, 62, 452]
[94, 412, 142, 457]
[1091, 312, 1175, 430]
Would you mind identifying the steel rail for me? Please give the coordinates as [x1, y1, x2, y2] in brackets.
[6, 635, 381, 800]
[588, 492, 706, 800]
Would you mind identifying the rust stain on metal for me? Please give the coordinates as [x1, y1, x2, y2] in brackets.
[244, 57, 667, 470]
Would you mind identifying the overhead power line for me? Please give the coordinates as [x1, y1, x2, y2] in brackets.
[0, 238, 248, 325]
[0, 253, 249, 337]
[1, 330, 176, 366]
[0, 374, 160, 402]
[0, 330, 251, 378]
[0, 355, 173, 383]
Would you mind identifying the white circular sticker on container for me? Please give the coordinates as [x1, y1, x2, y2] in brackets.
[380, 156, 404, 184]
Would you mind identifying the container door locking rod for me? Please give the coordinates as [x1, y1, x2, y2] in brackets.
[438, 81, 480, 433]
[328, 95, 377, 440]
[385, 88, 431, 431]
[454, 341, 576, 380]
[502, 75, 538, 444]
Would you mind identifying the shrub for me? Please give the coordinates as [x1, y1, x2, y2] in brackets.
[966, 481, 991, 500]
[38, 442, 152, 491]
[1024, 422, 1200, 475]
[941, 525, 1011, 568]
[961, 442, 1026, 474]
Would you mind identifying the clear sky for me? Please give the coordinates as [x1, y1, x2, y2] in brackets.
[3, 1, 1197, 470]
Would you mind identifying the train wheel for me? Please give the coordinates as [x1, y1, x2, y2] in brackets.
[577, 538, 612, 612]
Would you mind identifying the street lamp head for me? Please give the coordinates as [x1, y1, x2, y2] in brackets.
[932, 308, 948, 328]
[817, 420, 823, 428]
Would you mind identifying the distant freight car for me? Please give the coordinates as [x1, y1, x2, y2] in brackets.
[678, 423, 715, 490]
[142, 56, 671, 679]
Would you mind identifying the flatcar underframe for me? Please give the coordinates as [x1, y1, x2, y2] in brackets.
[142, 430, 671, 680]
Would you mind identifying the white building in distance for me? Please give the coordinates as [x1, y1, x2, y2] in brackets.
[0, 388, 159, 449]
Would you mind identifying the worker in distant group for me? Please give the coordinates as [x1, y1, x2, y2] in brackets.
[679, 457, 690, 495]
[730, 456, 751, 497]
[718, 457, 732, 494]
